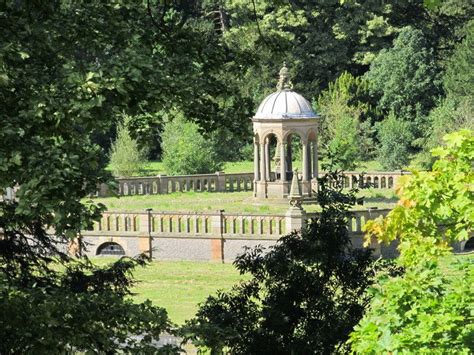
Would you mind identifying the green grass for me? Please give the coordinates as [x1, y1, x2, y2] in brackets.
[90, 189, 398, 214]
[124, 160, 387, 177]
[90, 253, 473, 325]
[92, 258, 247, 325]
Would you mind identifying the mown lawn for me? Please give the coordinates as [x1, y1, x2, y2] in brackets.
[121, 160, 388, 177]
[91, 253, 472, 325]
[90, 188, 398, 214]
[92, 258, 248, 325]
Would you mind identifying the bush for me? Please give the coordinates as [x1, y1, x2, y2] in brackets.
[350, 130, 474, 353]
[376, 113, 413, 170]
[161, 112, 223, 175]
[317, 72, 376, 168]
[366, 26, 441, 122]
[325, 113, 362, 170]
[109, 116, 147, 177]
[181, 172, 377, 353]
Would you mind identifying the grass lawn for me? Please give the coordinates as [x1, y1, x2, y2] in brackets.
[125, 160, 387, 177]
[90, 188, 398, 214]
[91, 253, 473, 325]
[92, 258, 247, 325]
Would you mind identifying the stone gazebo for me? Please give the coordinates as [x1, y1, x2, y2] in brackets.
[252, 64, 320, 199]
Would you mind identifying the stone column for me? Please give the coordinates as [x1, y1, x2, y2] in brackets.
[260, 142, 266, 181]
[158, 175, 168, 194]
[280, 142, 287, 182]
[253, 142, 260, 181]
[211, 210, 225, 263]
[302, 141, 309, 181]
[285, 205, 306, 234]
[215, 171, 227, 192]
[312, 140, 318, 179]
[265, 140, 270, 181]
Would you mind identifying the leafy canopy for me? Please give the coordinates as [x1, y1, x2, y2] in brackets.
[161, 112, 223, 175]
[181, 172, 376, 354]
[350, 130, 474, 353]
[109, 116, 147, 178]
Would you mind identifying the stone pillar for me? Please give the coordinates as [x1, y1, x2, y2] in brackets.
[285, 205, 306, 234]
[211, 210, 225, 263]
[215, 171, 227, 192]
[98, 183, 109, 197]
[253, 142, 260, 182]
[158, 175, 168, 194]
[302, 141, 309, 181]
[260, 142, 266, 181]
[265, 140, 270, 181]
[280, 142, 287, 182]
[312, 140, 318, 180]
[139, 212, 153, 258]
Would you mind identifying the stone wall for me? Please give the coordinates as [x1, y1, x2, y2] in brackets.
[81, 208, 398, 262]
[97, 171, 410, 197]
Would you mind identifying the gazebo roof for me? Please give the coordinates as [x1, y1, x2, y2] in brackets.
[253, 63, 318, 120]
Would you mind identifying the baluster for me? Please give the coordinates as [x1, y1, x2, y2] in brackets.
[194, 215, 199, 233]
[231, 218, 236, 234]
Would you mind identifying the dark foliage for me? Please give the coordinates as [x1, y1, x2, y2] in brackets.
[0, 202, 177, 353]
[181, 173, 379, 354]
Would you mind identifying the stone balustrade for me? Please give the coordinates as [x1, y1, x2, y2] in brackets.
[81, 208, 393, 261]
[98, 172, 254, 197]
[87, 210, 288, 240]
[97, 171, 410, 197]
[336, 171, 410, 190]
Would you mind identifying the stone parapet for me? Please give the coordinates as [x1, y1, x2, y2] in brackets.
[97, 170, 410, 197]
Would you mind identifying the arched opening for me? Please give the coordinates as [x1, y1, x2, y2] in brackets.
[266, 133, 279, 182]
[285, 132, 304, 181]
[464, 237, 474, 251]
[96, 242, 125, 256]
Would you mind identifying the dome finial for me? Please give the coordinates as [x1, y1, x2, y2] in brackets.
[277, 62, 293, 91]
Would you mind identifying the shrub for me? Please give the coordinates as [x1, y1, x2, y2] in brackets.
[161, 112, 223, 175]
[366, 26, 441, 122]
[376, 113, 413, 170]
[350, 130, 474, 353]
[317, 72, 376, 168]
[109, 116, 146, 177]
[181, 172, 377, 353]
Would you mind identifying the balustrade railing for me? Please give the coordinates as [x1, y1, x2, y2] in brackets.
[97, 171, 410, 197]
[85, 208, 391, 240]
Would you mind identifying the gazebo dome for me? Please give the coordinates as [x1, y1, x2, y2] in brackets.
[254, 90, 317, 119]
[253, 63, 318, 120]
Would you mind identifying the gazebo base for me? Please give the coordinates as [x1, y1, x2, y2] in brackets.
[254, 180, 314, 199]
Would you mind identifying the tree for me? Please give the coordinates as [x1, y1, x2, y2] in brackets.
[350, 130, 474, 353]
[181, 172, 376, 353]
[109, 116, 147, 177]
[161, 112, 223, 175]
[376, 113, 414, 170]
[366, 27, 441, 124]
[0, 2, 194, 351]
[417, 20, 474, 167]
[443, 20, 474, 102]
[317, 71, 377, 168]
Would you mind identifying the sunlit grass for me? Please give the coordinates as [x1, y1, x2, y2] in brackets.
[117, 160, 388, 177]
[88, 253, 473, 325]
[91, 258, 247, 325]
[90, 188, 398, 214]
